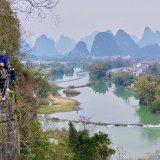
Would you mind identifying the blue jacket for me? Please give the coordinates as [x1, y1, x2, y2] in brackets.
[0, 55, 10, 66]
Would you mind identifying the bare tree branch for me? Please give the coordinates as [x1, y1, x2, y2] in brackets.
[11, 0, 60, 18]
[23, 0, 60, 9]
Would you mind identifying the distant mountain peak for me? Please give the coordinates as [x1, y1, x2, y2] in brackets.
[68, 41, 89, 56]
[115, 29, 139, 56]
[144, 27, 152, 34]
[81, 31, 99, 52]
[59, 34, 65, 38]
[105, 30, 113, 36]
[116, 29, 131, 38]
[97, 31, 114, 38]
[36, 34, 55, 44]
[91, 32, 119, 56]
[142, 27, 153, 38]
[115, 29, 136, 42]
[58, 35, 72, 41]
[31, 34, 58, 58]
[139, 27, 160, 47]
[38, 34, 51, 40]
[55, 35, 75, 54]
[40, 34, 47, 37]
[116, 29, 125, 33]
[75, 41, 87, 49]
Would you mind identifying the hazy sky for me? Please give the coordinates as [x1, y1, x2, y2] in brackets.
[19, 0, 160, 45]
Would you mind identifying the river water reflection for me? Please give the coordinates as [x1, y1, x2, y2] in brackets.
[45, 69, 160, 158]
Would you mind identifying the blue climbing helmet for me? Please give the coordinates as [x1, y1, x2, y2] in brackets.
[1, 49, 6, 54]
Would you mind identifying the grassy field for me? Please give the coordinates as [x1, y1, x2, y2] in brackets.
[40, 103, 79, 114]
[39, 96, 79, 114]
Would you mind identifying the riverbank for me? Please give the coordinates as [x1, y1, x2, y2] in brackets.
[39, 95, 80, 114]
[39, 69, 160, 159]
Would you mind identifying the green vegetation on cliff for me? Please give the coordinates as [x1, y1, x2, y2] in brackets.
[0, 1, 58, 159]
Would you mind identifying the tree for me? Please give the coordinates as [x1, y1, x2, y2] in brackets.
[68, 122, 78, 149]
[93, 132, 115, 160]
[114, 147, 128, 160]
[68, 123, 115, 160]
[112, 71, 135, 86]
[147, 63, 160, 75]
[89, 61, 109, 78]
[135, 75, 160, 112]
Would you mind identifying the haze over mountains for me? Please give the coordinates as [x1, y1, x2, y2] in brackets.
[22, 35, 61, 60]
[55, 35, 75, 54]
[67, 41, 89, 57]
[139, 27, 160, 47]
[91, 32, 119, 56]
[115, 29, 139, 56]
[22, 27, 160, 59]
[81, 31, 99, 52]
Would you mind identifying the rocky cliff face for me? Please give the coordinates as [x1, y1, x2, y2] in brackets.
[0, 99, 20, 160]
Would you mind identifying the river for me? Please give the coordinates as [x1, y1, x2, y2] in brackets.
[41, 68, 160, 159]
